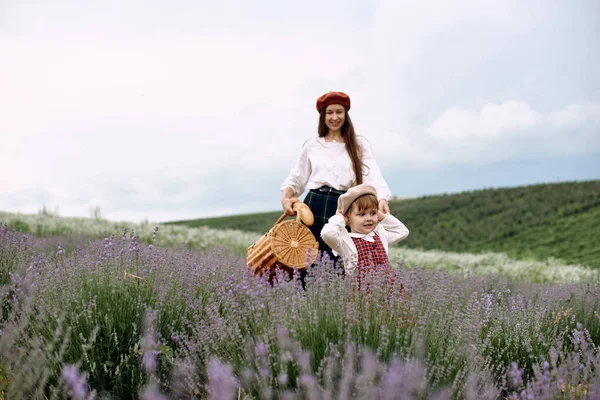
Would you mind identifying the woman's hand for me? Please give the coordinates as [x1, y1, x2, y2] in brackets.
[378, 199, 390, 214]
[377, 209, 387, 222]
[281, 197, 299, 216]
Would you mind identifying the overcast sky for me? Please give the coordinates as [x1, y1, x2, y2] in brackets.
[1, 0, 599, 222]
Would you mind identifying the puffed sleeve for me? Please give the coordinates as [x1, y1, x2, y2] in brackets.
[321, 214, 357, 276]
[281, 141, 311, 198]
[320, 214, 346, 256]
[359, 136, 392, 201]
[378, 213, 409, 246]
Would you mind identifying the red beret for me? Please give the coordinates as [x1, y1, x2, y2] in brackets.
[316, 91, 351, 113]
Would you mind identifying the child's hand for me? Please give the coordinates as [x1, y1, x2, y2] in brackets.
[377, 209, 388, 222]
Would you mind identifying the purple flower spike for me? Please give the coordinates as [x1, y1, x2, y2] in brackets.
[62, 365, 91, 400]
[141, 385, 168, 400]
[142, 310, 158, 375]
[207, 359, 239, 400]
[508, 362, 524, 388]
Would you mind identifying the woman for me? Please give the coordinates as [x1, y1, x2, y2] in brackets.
[281, 91, 392, 262]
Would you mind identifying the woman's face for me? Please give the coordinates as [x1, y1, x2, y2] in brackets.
[324, 104, 345, 132]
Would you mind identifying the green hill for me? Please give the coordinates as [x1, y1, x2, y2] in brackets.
[166, 180, 600, 268]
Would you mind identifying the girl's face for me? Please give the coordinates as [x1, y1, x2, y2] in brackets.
[324, 104, 345, 133]
[346, 205, 378, 235]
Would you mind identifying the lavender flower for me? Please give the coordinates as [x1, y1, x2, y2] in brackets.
[140, 385, 168, 400]
[1, 221, 599, 399]
[142, 310, 158, 375]
[62, 365, 91, 400]
[509, 362, 524, 388]
[207, 359, 239, 400]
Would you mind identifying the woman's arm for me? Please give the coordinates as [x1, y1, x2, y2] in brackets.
[281, 142, 311, 214]
[358, 137, 392, 212]
[281, 187, 299, 216]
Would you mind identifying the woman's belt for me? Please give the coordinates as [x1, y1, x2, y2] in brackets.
[310, 186, 347, 196]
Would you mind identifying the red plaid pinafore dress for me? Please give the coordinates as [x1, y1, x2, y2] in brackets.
[350, 233, 412, 327]
[351, 233, 404, 294]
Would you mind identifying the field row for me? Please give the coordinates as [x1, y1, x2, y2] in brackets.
[1, 211, 597, 283]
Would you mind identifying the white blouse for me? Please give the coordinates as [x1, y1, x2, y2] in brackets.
[281, 136, 392, 200]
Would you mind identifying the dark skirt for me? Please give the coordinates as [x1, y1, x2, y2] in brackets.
[303, 187, 346, 262]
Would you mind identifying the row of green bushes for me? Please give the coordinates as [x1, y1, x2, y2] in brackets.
[167, 180, 600, 267]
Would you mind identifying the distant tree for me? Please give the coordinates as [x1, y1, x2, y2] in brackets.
[38, 205, 59, 216]
[89, 205, 103, 220]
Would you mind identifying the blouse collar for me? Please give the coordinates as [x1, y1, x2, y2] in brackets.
[349, 231, 376, 242]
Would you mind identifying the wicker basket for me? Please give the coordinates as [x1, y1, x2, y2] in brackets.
[247, 203, 318, 278]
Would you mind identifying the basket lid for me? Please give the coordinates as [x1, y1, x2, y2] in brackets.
[270, 221, 319, 268]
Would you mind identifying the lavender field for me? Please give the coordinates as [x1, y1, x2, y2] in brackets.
[1, 218, 599, 399]
[1, 211, 596, 284]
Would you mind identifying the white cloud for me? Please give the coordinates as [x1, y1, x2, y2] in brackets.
[426, 101, 600, 141]
[549, 103, 600, 127]
[426, 101, 542, 140]
[419, 101, 600, 166]
[0, 27, 365, 193]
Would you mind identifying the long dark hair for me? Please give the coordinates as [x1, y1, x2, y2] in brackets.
[318, 108, 364, 185]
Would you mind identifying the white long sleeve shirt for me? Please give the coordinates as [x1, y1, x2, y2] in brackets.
[321, 213, 409, 276]
[280, 136, 392, 201]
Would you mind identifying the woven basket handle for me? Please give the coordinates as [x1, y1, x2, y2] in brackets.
[275, 202, 315, 226]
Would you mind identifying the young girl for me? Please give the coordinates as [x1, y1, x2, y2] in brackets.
[320, 184, 409, 288]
